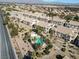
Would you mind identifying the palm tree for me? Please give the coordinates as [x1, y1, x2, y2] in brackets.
[49, 28, 55, 38]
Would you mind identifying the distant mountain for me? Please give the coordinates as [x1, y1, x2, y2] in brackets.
[0, 0, 79, 6]
[0, 0, 42, 3]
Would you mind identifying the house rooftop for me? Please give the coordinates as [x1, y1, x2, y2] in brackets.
[37, 21, 49, 28]
[52, 26, 78, 36]
[53, 16, 66, 23]
[69, 21, 79, 26]
[10, 11, 50, 20]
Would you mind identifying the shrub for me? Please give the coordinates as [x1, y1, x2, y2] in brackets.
[56, 55, 63, 59]
[61, 48, 66, 52]
[43, 49, 50, 55]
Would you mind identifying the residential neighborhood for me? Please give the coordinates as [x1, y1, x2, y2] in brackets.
[1, 4, 79, 59]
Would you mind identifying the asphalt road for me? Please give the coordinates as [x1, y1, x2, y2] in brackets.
[0, 13, 16, 59]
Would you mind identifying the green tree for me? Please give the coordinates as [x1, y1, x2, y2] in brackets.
[6, 12, 10, 16]
[8, 23, 14, 29]
[32, 25, 44, 34]
[3, 16, 10, 25]
[74, 15, 79, 21]
[47, 12, 57, 17]
[28, 39, 31, 42]
[23, 32, 30, 41]
[64, 15, 73, 22]
[49, 28, 55, 37]
[59, 12, 65, 19]
[43, 49, 50, 55]
[56, 55, 63, 59]
[10, 26, 18, 37]
[61, 48, 66, 52]
[45, 44, 53, 50]
[6, 8, 12, 11]
[36, 52, 42, 57]
[49, 28, 54, 34]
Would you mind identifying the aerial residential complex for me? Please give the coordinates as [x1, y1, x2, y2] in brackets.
[0, 4, 79, 59]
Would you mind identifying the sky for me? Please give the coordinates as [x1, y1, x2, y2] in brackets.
[0, 0, 79, 3]
[43, 0, 79, 3]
